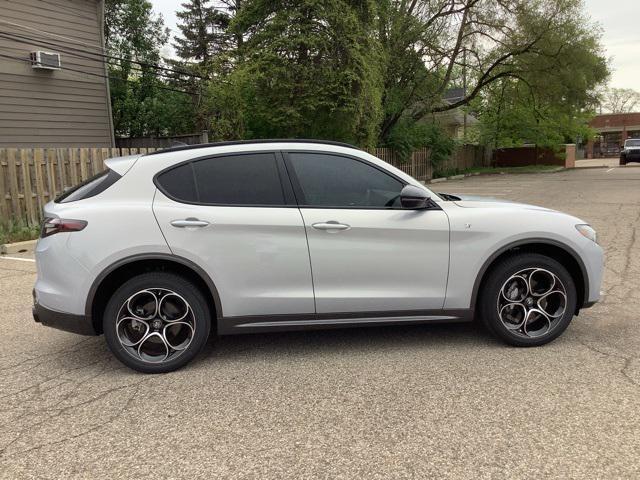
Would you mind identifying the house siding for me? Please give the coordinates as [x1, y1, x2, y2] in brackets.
[0, 0, 114, 147]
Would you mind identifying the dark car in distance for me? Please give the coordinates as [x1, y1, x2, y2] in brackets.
[620, 139, 640, 165]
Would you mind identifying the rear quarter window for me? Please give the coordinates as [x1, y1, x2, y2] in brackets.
[156, 163, 198, 203]
[55, 169, 121, 203]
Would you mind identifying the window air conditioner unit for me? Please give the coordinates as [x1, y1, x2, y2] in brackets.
[30, 51, 62, 70]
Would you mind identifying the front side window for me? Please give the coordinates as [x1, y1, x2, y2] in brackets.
[156, 153, 286, 206]
[287, 153, 404, 208]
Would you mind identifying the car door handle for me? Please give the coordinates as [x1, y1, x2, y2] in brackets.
[312, 221, 351, 231]
[170, 218, 210, 228]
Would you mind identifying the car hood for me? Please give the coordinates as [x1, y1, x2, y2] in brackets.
[443, 193, 555, 212]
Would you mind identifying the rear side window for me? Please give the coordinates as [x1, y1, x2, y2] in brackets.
[157, 153, 286, 206]
[55, 169, 121, 203]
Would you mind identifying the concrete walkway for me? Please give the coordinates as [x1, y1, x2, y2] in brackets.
[576, 157, 620, 168]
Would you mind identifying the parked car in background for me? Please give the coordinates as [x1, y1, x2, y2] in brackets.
[33, 140, 604, 373]
[620, 139, 640, 165]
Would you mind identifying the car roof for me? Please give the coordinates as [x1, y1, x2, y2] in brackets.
[144, 139, 361, 156]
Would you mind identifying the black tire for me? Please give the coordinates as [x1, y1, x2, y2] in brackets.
[479, 253, 577, 347]
[620, 156, 626, 166]
[103, 272, 211, 373]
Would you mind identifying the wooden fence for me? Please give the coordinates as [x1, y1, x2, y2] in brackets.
[371, 147, 433, 181]
[493, 146, 564, 167]
[0, 145, 481, 225]
[0, 148, 157, 226]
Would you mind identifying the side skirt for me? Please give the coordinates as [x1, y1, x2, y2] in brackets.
[217, 309, 474, 335]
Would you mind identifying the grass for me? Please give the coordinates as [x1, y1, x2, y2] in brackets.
[0, 218, 40, 245]
[433, 164, 562, 179]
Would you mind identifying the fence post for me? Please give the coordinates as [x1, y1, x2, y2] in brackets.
[6, 149, 21, 220]
[201, 130, 209, 144]
[564, 144, 576, 169]
[34, 149, 46, 220]
[21, 149, 37, 225]
[79, 149, 88, 181]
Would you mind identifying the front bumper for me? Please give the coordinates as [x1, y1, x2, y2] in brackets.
[33, 295, 96, 336]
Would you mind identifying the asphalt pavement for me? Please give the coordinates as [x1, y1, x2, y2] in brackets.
[1, 166, 639, 479]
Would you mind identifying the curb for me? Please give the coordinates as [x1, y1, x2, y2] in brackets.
[575, 164, 640, 170]
[425, 166, 565, 184]
[0, 239, 37, 255]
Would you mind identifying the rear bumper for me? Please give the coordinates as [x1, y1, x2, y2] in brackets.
[32, 296, 96, 336]
[622, 152, 640, 162]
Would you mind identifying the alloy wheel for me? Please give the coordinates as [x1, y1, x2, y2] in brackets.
[116, 288, 196, 364]
[496, 268, 567, 338]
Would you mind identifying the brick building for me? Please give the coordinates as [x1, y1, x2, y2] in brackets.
[587, 112, 640, 158]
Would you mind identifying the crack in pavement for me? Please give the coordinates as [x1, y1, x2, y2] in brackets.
[577, 340, 639, 389]
[0, 376, 153, 458]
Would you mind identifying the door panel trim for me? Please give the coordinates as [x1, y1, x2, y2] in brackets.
[218, 309, 473, 334]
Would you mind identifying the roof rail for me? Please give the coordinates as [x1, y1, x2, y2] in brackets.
[144, 139, 361, 156]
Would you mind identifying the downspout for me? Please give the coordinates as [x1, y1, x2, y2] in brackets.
[98, 0, 116, 147]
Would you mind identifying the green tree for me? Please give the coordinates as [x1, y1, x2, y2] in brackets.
[223, 0, 383, 147]
[474, 4, 608, 147]
[173, 1, 242, 66]
[375, 0, 609, 147]
[105, 0, 196, 137]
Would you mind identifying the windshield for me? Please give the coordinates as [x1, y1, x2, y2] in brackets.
[625, 139, 640, 147]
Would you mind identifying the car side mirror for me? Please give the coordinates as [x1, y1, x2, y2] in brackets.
[400, 185, 430, 209]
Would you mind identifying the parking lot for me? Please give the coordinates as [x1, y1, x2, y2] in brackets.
[1, 166, 639, 479]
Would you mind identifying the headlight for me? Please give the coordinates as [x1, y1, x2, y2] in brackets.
[576, 224, 597, 243]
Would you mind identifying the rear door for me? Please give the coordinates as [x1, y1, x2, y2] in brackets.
[153, 151, 315, 318]
[284, 151, 450, 314]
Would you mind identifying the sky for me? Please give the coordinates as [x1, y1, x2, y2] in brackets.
[150, 0, 640, 91]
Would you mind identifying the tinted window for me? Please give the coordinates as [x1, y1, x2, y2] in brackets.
[287, 153, 404, 208]
[55, 169, 121, 203]
[193, 153, 285, 205]
[156, 163, 197, 202]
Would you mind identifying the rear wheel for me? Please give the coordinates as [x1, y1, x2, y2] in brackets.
[479, 253, 577, 347]
[103, 272, 211, 373]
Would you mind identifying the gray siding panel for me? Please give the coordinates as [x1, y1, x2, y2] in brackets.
[0, 0, 113, 147]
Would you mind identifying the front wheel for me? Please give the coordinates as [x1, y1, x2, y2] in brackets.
[103, 272, 211, 373]
[479, 253, 577, 347]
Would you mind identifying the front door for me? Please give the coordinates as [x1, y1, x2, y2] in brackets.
[153, 152, 315, 318]
[284, 151, 450, 314]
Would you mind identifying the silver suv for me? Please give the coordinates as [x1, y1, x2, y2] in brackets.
[34, 140, 604, 373]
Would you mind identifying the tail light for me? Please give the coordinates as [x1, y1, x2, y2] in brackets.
[41, 217, 87, 238]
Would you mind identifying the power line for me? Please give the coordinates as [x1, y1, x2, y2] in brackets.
[0, 52, 195, 96]
[0, 32, 196, 82]
[0, 30, 206, 80]
[0, 19, 105, 51]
